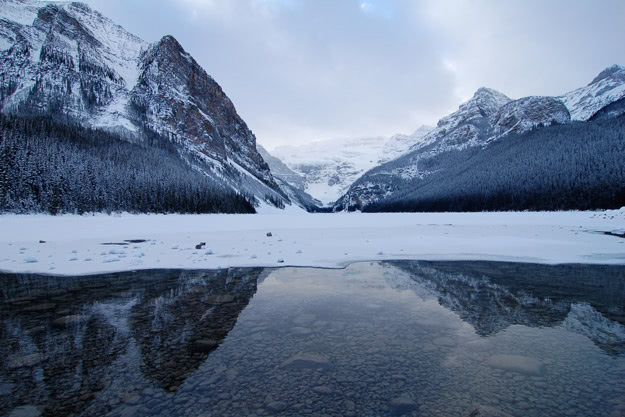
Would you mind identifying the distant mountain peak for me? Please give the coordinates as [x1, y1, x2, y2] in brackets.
[158, 34, 182, 49]
[469, 87, 511, 107]
[435, 87, 510, 131]
[474, 86, 505, 96]
[590, 64, 625, 85]
[562, 64, 625, 121]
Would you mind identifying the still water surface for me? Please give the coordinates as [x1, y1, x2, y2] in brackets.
[1, 261, 624, 417]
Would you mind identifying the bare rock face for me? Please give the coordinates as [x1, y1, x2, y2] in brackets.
[130, 35, 274, 187]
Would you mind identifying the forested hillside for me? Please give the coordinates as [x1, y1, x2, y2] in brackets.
[363, 115, 625, 212]
[0, 115, 255, 214]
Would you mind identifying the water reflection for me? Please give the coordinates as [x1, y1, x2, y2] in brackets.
[387, 261, 625, 355]
[0, 261, 624, 417]
[1, 269, 267, 416]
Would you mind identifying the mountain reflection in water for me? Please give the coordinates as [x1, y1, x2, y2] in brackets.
[386, 261, 625, 355]
[1, 269, 267, 416]
[1, 261, 624, 417]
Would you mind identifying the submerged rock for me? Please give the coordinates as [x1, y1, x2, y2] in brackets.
[265, 401, 287, 413]
[389, 395, 416, 416]
[52, 315, 86, 328]
[312, 385, 332, 395]
[462, 404, 514, 417]
[7, 354, 45, 369]
[8, 405, 41, 417]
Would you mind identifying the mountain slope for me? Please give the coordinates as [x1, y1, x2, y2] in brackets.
[336, 66, 625, 212]
[364, 115, 625, 212]
[0, 0, 288, 210]
[334, 88, 512, 210]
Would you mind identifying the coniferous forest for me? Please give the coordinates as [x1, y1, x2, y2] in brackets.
[363, 115, 625, 212]
[0, 115, 255, 214]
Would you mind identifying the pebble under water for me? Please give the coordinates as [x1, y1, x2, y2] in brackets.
[1, 261, 625, 417]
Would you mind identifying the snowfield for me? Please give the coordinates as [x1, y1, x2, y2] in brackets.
[0, 210, 624, 276]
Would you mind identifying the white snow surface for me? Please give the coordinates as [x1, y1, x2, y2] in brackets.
[0, 209, 623, 276]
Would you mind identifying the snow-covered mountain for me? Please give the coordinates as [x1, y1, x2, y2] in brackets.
[414, 87, 512, 153]
[256, 145, 322, 210]
[0, 0, 291, 209]
[335, 66, 625, 211]
[334, 88, 513, 209]
[561, 64, 625, 121]
[271, 127, 432, 206]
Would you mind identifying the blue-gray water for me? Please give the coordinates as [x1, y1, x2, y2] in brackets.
[1, 261, 624, 417]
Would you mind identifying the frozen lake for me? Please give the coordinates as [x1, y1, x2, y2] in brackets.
[1, 261, 624, 416]
[1, 210, 624, 276]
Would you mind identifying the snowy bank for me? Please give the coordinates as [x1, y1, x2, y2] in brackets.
[0, 210, 624, 276]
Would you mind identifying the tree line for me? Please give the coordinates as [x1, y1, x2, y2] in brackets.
[0, 115, 255, 214]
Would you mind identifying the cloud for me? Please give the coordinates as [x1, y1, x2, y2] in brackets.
[82, 0, 625, 149]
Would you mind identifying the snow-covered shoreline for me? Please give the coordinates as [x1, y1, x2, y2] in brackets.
[0, 210, 623, 276]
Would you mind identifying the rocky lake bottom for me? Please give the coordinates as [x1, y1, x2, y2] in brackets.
[1, 261, 624, 417]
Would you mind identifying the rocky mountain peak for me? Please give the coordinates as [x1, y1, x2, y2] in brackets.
[561, 64, 625, 121]
[155, 35, 184, 55]
[590, 64, 625, 85]
[437, 87, 510, 128]
[467, 87, 511, 113]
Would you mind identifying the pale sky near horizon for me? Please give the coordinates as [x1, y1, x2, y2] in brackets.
[77, 0, 625, 149]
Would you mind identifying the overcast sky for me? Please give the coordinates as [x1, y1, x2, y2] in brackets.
[81, 0, 625, 149]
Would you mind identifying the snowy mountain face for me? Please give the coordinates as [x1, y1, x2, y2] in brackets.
[419, 87, 512, 152]
[490, 96, 570, 139]
[334, 88, 513, 210]
[383, 125, 434, 157]
[257, 145, 321, 210]
[271, 127, 432, 206]
[335, 67, 625, 211]
[0, 0, 288, 208]
[257, 145, 306, 190]
[561, 64, 625, 121]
